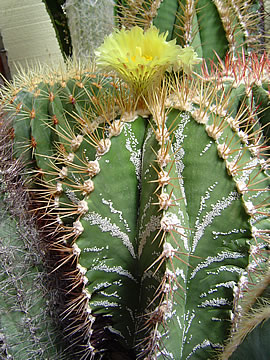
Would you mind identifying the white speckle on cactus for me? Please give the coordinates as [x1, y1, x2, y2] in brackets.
[211, 317, 223, 322]
[96, 138, 111, 156]
[215, 280, 236, 290]
[84, 212, 136, 258]
[73, 220, 84, 236]
[123, 123, 142, 180]
[90, 300, 119, 308]
[183, 310, 196, 344]
[175, 267, 186, 282]
[93, 282, 112, 291]
[212, 228, 247, 240]
[100, 290, 120, 299]
[138, 214, 161, 257]
[190, 251, 244, 279]
[197, 182, 218, 215]
[106, 326, 125, 338]
[66, 188, 80, 204]
[83, 246, 104, 252]
[200, 141, 213, 156]
[186, 339, 222, 359]
[102, 198, 131, 233]
[172, 114, 189, 183]
[199, 298, 230, 308]
[207, 265, 244, 276]
[193, 186, 240, 252]
[90, 263, 137, 282]
[77, 200, 89, 214]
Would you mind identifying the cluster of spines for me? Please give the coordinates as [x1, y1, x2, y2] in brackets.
[200, 51, 270, 89]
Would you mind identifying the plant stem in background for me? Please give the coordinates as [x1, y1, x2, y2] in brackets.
[64, 0, 115, 60]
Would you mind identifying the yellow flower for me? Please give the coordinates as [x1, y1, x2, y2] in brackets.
[95, 26, 198, 93]
[177, 47, 201, 73]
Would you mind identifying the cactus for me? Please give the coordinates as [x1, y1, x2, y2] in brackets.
[0, 119, 63, 359]
[64, 0, 115, 60]
[115, 0, 265, 63]
[0, 1, 269, 359]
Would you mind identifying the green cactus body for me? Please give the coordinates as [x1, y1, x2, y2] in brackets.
[228, 317, 270, 360]
[0, 123, 62, 359]
[2, 48, 269, 358]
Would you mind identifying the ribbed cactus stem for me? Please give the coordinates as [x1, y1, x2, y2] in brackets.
[65, 0, 115, 59]
[0, 119, 62, 359]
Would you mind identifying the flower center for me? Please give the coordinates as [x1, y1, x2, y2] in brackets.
[126, 47, 153, 63]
